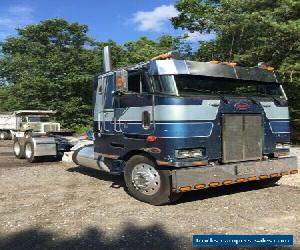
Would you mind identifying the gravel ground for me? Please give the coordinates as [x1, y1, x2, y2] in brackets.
[0, 140, 299, 250]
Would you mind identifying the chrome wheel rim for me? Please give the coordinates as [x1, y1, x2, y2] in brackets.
[0, 133, 4, 139]
[25, 144, 32, 159]
[131, 163, 161, 195]
[14, 143, 20, 156]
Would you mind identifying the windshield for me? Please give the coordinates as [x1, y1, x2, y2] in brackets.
[152, 75, 284, 98]
[27, 116, 50, 122]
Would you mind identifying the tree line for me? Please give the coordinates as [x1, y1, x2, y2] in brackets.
[0, 0, 299, 137]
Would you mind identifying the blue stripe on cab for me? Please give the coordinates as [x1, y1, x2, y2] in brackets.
[154, 122, 213, 138]
[269, 121, 290, 133]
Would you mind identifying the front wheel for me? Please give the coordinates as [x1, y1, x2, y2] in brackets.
[24, 140, 39, 163]
[124, 155, 182, 205]
[0, 131, 8, 140]
[13, 139, 25, 159]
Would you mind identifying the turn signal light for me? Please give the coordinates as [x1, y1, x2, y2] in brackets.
[146, 135, 157, 142]
[178, 186, 192, 192]
[116, 76, 124, 87]
[209, 182, 220, 187]
[247, 176, 257, 181]
[290, 170, 298, 174]
[194, 184, 206, 189]
[223, 180, 233, 185]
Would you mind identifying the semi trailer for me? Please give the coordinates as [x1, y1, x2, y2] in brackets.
[13, 47, 298, 205]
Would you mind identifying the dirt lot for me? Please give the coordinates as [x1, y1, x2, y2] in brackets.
[0, 140, 299, 250]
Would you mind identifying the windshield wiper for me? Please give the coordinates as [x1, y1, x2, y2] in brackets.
[212, 91, 229, 104]
[257, 93, 282, 105]
[183, 87, 210, 93]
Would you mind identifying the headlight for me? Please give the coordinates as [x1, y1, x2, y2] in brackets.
[275, 143, 290, 150]
[175, 148, 203, 159]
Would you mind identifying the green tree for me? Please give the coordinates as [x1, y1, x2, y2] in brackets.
[172, 0, 300, 136]
[123, 35, 181, 64]
[0, 19, 101, 130]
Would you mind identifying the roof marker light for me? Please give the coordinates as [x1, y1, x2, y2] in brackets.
[151, 51, 173, 60]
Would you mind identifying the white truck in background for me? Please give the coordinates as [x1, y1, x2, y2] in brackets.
[0, 110, 61, 140]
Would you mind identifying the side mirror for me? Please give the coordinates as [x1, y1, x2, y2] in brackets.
[114, 70, 128, 95]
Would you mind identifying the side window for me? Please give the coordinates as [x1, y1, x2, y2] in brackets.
[128, 72, 150, 93]
[128, 74, 140, 93]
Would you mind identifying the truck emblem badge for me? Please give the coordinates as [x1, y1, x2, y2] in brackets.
[234, 102, 249, 110]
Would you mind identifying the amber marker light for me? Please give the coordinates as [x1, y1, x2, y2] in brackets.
[223, 180, 233, 185]
[259, 175, 269, 180]
[227, 62, 237, 67]
[179, 186, 192, 192]
[209, 182, 220, 187]
[146, 135, 157, 142]
[270, 173, 279, 178]
[247, 176, 257, 181]
[236, 178, 246, 183]
[280, 171, 289, 176]
[290, 170, 298, 174]
[194, 184, 206, 189]
[209, 60, 219, 64]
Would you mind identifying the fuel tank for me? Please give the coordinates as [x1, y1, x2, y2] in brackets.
[72, 145, 110, 172]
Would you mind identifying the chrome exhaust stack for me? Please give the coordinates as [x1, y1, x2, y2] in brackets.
[72, 145, 110, 172]
[103, 46, 112, 72]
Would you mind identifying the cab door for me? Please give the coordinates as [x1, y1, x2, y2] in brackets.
[114, 71, 154, 136]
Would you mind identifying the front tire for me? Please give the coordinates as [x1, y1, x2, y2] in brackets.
[13, 139, 25, 159]
[0, 131, 8, 140]
[124, 155, 182, 205]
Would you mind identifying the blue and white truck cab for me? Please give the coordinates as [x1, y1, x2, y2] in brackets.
[73, 47, 298, 205]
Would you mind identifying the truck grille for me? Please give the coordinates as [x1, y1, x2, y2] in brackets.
[43, 124, 59, 132]
[222, 114, 262, 163]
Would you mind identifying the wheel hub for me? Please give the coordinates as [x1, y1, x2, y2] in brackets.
[131, 163, 160, 195]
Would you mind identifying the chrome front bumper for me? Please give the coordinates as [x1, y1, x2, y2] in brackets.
[171, 156, 298, 192]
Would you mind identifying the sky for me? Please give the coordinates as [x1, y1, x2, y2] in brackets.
[0, 0, 215, 45]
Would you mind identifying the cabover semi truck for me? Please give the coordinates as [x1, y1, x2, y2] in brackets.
[14, 47, 298, 205]
[0, 110, 60, 140]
